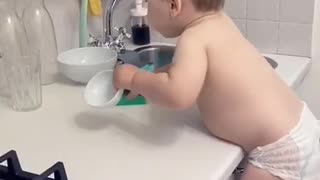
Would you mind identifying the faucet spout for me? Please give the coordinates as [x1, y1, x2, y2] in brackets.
[103, 0, 119, 41]
[99, 0, 131, 53]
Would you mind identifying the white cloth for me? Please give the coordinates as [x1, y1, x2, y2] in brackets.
[248, 103, 320, 180]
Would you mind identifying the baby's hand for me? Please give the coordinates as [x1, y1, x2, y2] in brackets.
[126, 90, 139, 100]
[113, 64, 139, 90]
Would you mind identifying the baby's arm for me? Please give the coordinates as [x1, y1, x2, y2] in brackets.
[154, 64, 172, 73]
[131, 37, 208, 110]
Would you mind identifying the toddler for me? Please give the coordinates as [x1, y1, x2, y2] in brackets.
[113, 0, 320, 179]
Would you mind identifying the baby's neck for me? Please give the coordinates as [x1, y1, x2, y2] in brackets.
[183, 11, 223, 30]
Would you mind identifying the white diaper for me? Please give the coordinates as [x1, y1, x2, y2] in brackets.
[248, 103, 320, 180]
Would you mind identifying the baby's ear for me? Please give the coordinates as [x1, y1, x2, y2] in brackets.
[169, 0, 182, 17]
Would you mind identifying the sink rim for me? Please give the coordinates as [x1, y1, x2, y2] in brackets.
[134, 44, 176, 52]
[133, 44, 278, 69]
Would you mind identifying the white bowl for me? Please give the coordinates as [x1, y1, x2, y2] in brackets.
[57, 47, 117, 83]
[84, 69, 124, 108]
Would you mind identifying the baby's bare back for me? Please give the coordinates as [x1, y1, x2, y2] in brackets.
[189, 14, 303, 152]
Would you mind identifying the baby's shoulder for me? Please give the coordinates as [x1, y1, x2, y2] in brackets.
[181, 21, 222, 47]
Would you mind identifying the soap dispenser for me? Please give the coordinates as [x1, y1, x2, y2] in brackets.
[130, 0, 150, 45]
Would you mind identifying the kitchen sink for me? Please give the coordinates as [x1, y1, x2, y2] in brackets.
[134, 45, 175, 69]
[264, 56, 278, 69]
[120, 45, 278, 69]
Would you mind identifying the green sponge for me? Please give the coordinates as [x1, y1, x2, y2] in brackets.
[116, 64, 154, 106]
[117, 95, 147, 106]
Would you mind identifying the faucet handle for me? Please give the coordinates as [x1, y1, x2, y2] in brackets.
[88, 34, 101, 47]
[114, 26, 132, 39]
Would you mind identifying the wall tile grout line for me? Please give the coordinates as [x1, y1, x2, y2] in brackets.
[245, 0, 248, 38]
[277, 0, 281, 54]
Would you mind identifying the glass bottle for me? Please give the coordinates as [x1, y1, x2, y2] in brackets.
[130, 0, 150, 45]
[22, 0, 58, 85]
[0, 0, 29, 57]
[131, 16, 150, 45]
[0, 0, 42, 111]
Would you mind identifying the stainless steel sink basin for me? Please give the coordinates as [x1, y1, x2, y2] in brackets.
[120, 45, 278, 69]
[134, 45, 175, 69]
[264, 56, 278, 69]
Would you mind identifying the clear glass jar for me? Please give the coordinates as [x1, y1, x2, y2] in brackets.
[22, 0, 58, 85]
[0, 0, 42, 111]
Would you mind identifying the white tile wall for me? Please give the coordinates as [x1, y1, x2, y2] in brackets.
[40, 0, 315, 57]
[224, 0, 315, 57]
[247, 0, 279, 21]
[280, 0, 315, 24]
[247, 21, 278, 53]
[278, 23, 313, 56]
[224, 0, 247, 19]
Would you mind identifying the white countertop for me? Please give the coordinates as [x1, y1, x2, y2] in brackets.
[0, 49, 311, 180]
[262, 53, 311, 89]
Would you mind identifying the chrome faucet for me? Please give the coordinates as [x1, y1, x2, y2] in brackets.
[103, 0, 118, 39]
[89, 0, 131, 54]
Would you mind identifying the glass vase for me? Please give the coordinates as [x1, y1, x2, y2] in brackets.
[22, 0, 58, 85]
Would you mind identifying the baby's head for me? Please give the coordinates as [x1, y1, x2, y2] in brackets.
[148, 0, 224, 38]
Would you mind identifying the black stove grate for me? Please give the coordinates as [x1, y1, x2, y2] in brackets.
[0, 151, 68, 180]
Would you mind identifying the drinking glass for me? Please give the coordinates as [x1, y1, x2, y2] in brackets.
[0, 52, 8, 101]
[6, 51, 42, 111]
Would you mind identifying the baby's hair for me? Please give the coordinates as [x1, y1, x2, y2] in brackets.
[191, 0, 225, 11]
